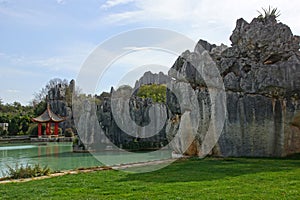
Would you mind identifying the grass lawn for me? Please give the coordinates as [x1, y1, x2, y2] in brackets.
[0, 156, 300, 199]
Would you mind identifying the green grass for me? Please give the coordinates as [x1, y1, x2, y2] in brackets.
[1, 156, 300, 199]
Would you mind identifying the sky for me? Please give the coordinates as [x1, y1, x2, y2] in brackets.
[0, 0, 300, 105]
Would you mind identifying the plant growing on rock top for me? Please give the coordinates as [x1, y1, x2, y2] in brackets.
[257, 6, 280, 19]
[136, 84, 167, 103]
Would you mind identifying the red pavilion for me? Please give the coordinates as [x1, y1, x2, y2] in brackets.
[32, 104, 66, 137]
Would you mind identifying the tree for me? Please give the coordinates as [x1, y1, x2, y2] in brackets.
[20, 116, 30, 133]
[8, 117, 19, 135]
[34, 101, 47, 116]
[0, 98, 3, 112]
[46, 78, 68, 92]
[32, 78, 69, 105]
[0, 115, 9, 123]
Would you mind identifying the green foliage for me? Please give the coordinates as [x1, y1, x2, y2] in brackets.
[0, 78, 75, 136]
[21, 119, 30, 133]
[33, 101, 47, 116]
[72, 136, 79, 146]
[0, 127, 8, 136]
[27, 124, 46, 137]
[8, 117, 19, 135]
[0, 101, 34, 135]
[4, 163, 51, 179]
[258, 6, 280, 19]
[0, 127, 4, 136]
[0, 115, 9, 123]
[136, 84, 167, 103]
[64, 128, 74, 137]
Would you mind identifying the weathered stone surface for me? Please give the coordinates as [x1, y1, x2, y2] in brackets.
[71, 16, 300, 157]
[134, 71, 171, 91]
[48, 80, 75, 132]
[96, 72, 170, 150]
[167, 15, 300, 157]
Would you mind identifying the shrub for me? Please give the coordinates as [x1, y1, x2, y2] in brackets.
[8, 118, 19, 135]
[5, 163, 51, 179]
[0, 129, 8, 136]
[64, 128, 74, 137]
[136, 84, 167, 103]
[257, 6, 280, 19]
[73, 136, 79, 146]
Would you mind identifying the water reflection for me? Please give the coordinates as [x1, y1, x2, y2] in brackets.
[0, 142, 101, 178]
[0, 142, 173, 177]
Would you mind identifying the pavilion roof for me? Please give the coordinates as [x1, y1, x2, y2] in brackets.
[32, 104, 66, 123]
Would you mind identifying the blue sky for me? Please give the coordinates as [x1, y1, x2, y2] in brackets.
[0, 0, 299, 105]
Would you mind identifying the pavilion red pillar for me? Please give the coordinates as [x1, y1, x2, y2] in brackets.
[54, 123, 59, 137]
[38, 123, 42, 137]
[46, 122, 51, 136]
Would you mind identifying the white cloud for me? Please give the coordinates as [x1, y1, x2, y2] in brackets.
[0, 66, 41, 78]
[0, 42, 95, 74]
[0, 2, 72, 27]
[101, 0, 135, 9]
[6, 89, 20, 93]
[0, 6, 30, 18]
[101, 0, 300, 44]
[56, 0, 66, 4]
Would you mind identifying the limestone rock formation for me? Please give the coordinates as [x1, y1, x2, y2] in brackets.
[95, 72, 170, 150]
[134, 71, 171, 91]
[48, 80, 75, 133]
[167, 15, 300, 157]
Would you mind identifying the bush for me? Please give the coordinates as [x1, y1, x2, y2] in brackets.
[0, 129, 8, 136]
[64, 128, 74, 137]
[5, 163, 51, 179]
[136, 84, 167, 103]
[0, 127, 3, 136]
[73, 136, 79, 146]
[8, 118, 19, 135]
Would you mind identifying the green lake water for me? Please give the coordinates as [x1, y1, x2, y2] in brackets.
[0, 142, 101, 177]
[0, 142, 172, 177]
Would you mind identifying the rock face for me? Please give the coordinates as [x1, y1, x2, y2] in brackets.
[167, 15, 300, 157]
[48, 80, 75, 132]
[75, 99, 104, 149]
[134, 71, 171, 91]
[96, 72, 170, 150]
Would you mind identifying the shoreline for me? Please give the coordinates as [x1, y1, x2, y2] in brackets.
[0, 158, 176, 184]
[0, 136, 73, 143]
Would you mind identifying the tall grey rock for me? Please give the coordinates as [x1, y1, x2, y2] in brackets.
[134, 71, 171, 91]
[94, 71, 170, 150]
[48, 80, 75, 132]
[96, 86, 168, 150]
[167, 15, 300, 157]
